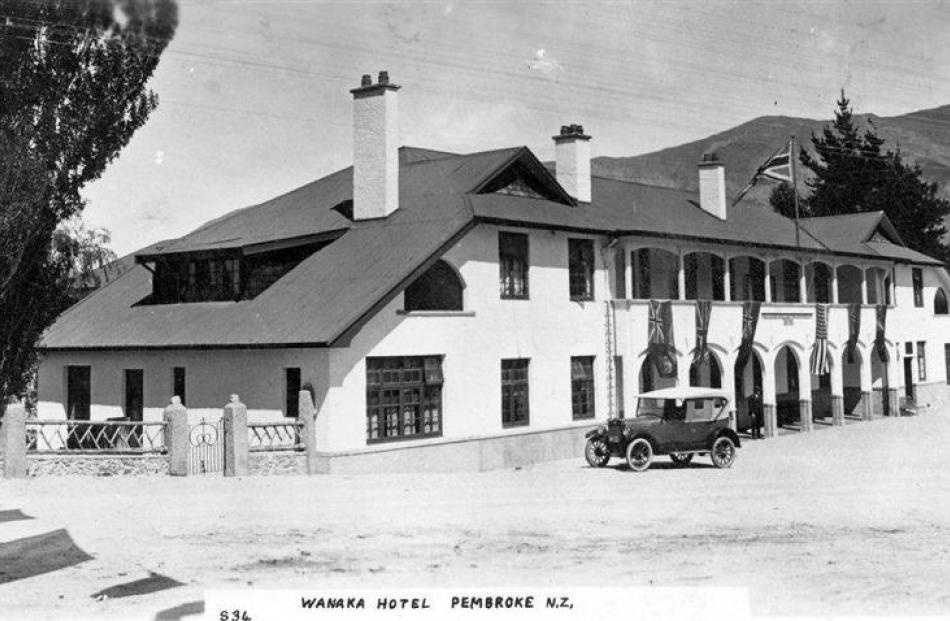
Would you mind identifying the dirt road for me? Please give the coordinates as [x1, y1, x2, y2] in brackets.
[2, 414, 949, 620]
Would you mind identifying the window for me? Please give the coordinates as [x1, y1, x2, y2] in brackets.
[501, 358, 529, 427]
[944, 344, 950, 385]
[124, 369, 144, 422]
[66, 366, 91, 421]
[499, 232, 528, 299]
[935, 288, 948, 315]
[366, 357, 442, 443]
[917, 341, 927, 382]
[571, 356, 595, 419]
[286, 368, 301, 418]
[404, 260, 463, 311]
[173, 367, 186, 406]
[912, 268, 923, 307]
[568, 239, 595, 300]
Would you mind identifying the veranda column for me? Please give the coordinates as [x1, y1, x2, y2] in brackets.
[762, 364, 778, 438]
[831, 264, 839, 304]
[623, 243, 633, 300]
[764, 259, 772, 303]
[677, 248, 686, 301]
[860, 269, 868, 305]
[799, 355, 814, 433]
[799, 260, 807, 304]
[859, 344, 873, 421]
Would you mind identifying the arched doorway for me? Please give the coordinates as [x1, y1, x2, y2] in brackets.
[733, 351, 762, 434]
[774, 346, 801, 428]
[810, 351, 833, 425]
[689, 352, 722, 388]
[638, 356, 676, 393]
[841, 347, 863, 421]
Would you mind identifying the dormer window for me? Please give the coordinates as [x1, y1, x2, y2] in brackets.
[404, 260, 464, 311]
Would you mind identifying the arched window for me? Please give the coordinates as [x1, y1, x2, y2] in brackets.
[404, 260, 464, 311]
[935, 288, 949, 315]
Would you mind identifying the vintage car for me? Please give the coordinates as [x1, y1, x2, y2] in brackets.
[584, 387, 740, 472]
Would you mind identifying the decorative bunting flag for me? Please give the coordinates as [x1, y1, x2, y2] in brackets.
[648, 299, 677, 378]
[875, 304, 889, 362]
[847, 303, 861, 363]
[811, 304, 831, 375]
[694, 300, 711, 365]
[735, 301, 761, 373]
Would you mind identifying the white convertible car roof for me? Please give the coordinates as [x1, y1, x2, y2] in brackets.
[633, 387, 730, 402]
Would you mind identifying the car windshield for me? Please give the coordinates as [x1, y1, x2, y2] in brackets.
[636, 396, 728, 421]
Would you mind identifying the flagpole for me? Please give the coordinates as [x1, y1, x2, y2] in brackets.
[790, 135, 801, 248]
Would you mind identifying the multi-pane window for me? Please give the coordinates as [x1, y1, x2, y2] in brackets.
[917, 341, 927, 382]
[501, 358, 529, 427]
[173, 367, 186, 406]
[571, 356, 595, 420]
[912, 268, 923, 307]
[366, 357, 443, 443]
[499, 232, 529, 299]
[286, 368, 301, 418]
[568, 238, 595, 300]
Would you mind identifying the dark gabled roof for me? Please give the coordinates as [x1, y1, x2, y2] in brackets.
[40, 145, 946, 350]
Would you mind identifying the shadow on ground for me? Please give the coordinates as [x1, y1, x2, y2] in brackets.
[154, 599, 204, 620]
[92, 571, 185, 600]
[0, 528, 93, 584]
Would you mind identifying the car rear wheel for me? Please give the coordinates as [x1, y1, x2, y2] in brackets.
[710, 436, 736, 469]
[584, 437, 611, 468]
[670, 452, 693, 467]
[625, 438, 652, 472]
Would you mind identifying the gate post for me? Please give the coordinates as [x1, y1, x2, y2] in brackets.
[223, 395, 248, 477]
[164, 397, 189, 477]
[2, 404, 27, 479]
[299, 390, 322, 475]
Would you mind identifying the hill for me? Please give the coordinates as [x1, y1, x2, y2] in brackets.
[592, 104, 950, 205]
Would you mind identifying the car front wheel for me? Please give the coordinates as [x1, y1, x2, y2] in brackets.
[670, 452, 693, 467]
[625, 438, 653, 472]
[710, 436, 736, 469]
[585, 437, 611, 468]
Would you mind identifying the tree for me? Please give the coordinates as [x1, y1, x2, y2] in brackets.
[769, 182, 804, 220]
[0, 0, 177, 407]
[56, 219, 123, 305]
[797, 91, 950, 262]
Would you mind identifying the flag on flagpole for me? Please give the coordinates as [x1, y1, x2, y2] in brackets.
[693, 300, 711, 365]
[732, 140, 794, 207]
[648, 300, 677, 378]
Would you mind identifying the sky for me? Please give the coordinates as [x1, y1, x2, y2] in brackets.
[77, 0, 950, 255]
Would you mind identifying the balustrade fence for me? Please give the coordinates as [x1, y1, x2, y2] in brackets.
[26, 419, 167, 454]
[247, 420, 305, 452]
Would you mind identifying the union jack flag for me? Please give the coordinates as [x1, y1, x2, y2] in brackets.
[875, 304, 889, 362]
[648, 300, 677, 378]
[847, 303, 861, 363]
[811, 304, 831, 375]
[732, 140, 793, 207]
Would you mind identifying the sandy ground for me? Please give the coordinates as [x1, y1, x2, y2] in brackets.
[2, 413, 950, 620]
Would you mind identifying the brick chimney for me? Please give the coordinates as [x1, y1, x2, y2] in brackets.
[350, 71, 400, 220]
[553, 124, 591, 203]
[698, 152, 727, 220]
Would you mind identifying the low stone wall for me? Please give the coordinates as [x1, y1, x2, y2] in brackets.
[913, 382, 950, 415]
[27, 454, 169, 477]
[313, 424, 595, 475]
[248, 451, 307, 476]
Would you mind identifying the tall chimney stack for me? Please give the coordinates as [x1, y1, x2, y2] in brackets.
[350, 71, 400, 220]
[553, 124, 591, 203]
[698, 152, 727, 220]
